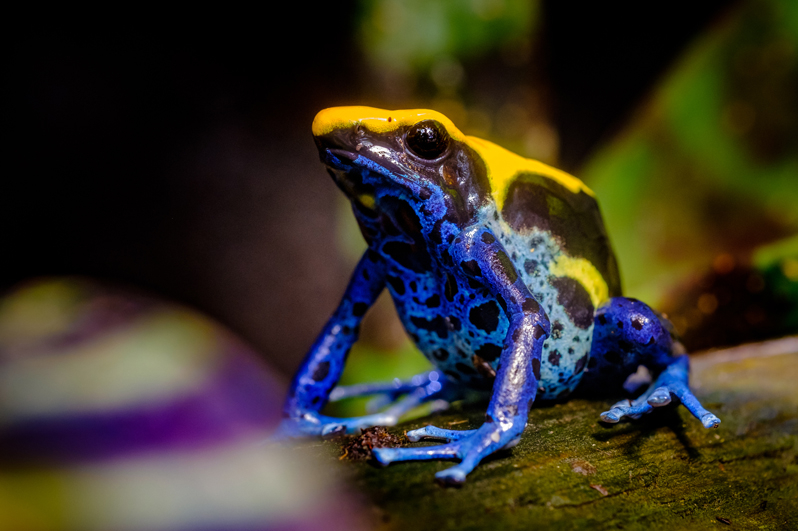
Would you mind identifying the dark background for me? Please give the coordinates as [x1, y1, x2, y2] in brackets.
[4, 1, 736, 375]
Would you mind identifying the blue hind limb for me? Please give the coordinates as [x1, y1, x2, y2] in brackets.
[588, 297, 720, 430]
[601, 356, 720, 428]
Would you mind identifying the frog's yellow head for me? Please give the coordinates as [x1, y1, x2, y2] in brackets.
[311, 106, 593, 215]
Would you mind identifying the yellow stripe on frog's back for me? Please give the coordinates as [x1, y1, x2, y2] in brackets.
[464, 136, 594, 211]
[549, 254, 610, 309]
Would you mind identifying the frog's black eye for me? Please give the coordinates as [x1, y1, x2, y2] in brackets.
[406, 120, 449, 160]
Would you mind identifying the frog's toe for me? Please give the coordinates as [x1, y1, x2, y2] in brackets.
[372, 443, 459, 466]
[406, 425, 477, 442]
[320, 423, 351, 438]
[646, 386, 672, 407]
[701, 412, 721, 429]
[434, 466, 467, 487]
[600, 399, 652, 423]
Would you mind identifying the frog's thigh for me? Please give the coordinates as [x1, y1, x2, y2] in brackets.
[583, 297, 674, 392]
[589, 297, 720, 428]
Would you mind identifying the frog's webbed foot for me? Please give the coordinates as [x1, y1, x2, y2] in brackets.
[600, 355, 720, 429]
[276, 371, 454, 438]
[329, 370, 450, 414]
[372, 423, 523, 486]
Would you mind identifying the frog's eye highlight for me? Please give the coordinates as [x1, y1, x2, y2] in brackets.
[406, 120, 449, 160]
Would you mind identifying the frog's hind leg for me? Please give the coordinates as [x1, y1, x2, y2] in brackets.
[586, 297, 720, 429]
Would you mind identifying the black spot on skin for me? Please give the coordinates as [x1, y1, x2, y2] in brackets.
[425, 294, 441, 308]
[440, 249, 453, 266]
[448, 316, 462, 331]
[597, 314, 607, 325]
[524, 259, 538, 275]
[495, 250, 518, 283]
[475, 343, 503, 362]
[444, 370, 462, 382]
[574, 355, 588, 374]
[533, 324, 547, 339]
[432, 348, 449, 361]
[618, 339, 633, 352]
[496, 294, 508, 314]
[631, 318, 643, 330]
[469, 293, 475, 299]
[462, 259, 482, 277]
[532, 359, 541, 380]
[501, 172, 622, 297]
[469, 301, 501, 333]
[409, 281, 417, 292]
[455, 362, 478, 375]
[342, 326, 352, 335]
[444, 274, 458, 302]
[430, 220, 444, 245]
[548, 350, 561, 366]
[512, 327, 523, 342]
[568, 347, 574, 354]
[311, 396, 320, 405]
[605, 351, 622, 364]
[352, 302, 368, 317]
[481, 232, 496, 244]
[362, 269, 370, 280]
[522, 298, 540, 314]
[647, 336, 656, 346]
[386, 275, 405, 295]
[617, 320, 624, 329]
[382, 241, 431, 272]
[419, 188, 431, 200]
[312, 361, 330, 382]
[467, 277, 484, 290]
[573, 336, 581, 342]
[410, 315, 450, 339]
[550, 276, 594, 329]
[366, 249, 380, 262]
[551, 321, 564, 339]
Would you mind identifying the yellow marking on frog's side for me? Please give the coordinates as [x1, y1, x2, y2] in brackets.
[465, 136, 594, 211]
[312, 107, 594, 210]
[549, 254, 609, 309]
[312, 106, 468, 143]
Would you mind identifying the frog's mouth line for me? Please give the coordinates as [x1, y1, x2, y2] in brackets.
[323, 147, 417, 190]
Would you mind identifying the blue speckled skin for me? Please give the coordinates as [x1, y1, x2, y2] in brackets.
[275, 108, 720, 485]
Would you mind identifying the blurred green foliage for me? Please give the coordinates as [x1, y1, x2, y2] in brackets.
[584, 0, 798, 304]
[358, 0, 537, 83]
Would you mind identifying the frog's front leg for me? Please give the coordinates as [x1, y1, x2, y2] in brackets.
[373, 226, 550, 485]
[585, 297, 720, 429]
[276, 250, 440, 438]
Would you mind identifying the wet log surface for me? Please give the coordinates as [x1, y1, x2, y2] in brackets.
[315, 338, 798, 530]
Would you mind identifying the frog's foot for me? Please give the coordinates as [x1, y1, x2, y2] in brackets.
[275, 376, 452, 439]
[372, 424, 523, 486]
[329, 370, 450, 414]
[600, 355, 720, 429]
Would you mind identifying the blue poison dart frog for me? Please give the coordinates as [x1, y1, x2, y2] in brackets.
[275, 107, 721, 485]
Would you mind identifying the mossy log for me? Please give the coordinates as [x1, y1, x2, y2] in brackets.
[316, 338, 798, 530]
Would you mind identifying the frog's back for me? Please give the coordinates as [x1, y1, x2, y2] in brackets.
[468, 137, 622, 398]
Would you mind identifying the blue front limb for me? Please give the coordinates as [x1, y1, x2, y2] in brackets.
[276, 250, 388, 437]
[586, 297, 720, 429]
[373, 226, 550, 485]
